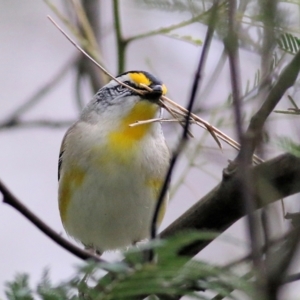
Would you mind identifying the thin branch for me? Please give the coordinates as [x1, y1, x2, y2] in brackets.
[150, 0, 220, 244]
[126, 11, 209, 43]
[266, 222, 300, 296]
[72, 0, 99, 54]
[44, 0, 100, 62]
[126, 1, 227, 44]
[225, 0, 264, 288]
[224, 230, 294, 270]
[282, 272, 300, 284]
[0, 119, 74, 130]
[0, 180, 103, 262]
[48, 15, 265, 167]
[0, 56, 76, 127]
[274, 95, 300, 115]
[197, 48, 227, 103]
[113, 0, 127, 74]
[44, 0, 87, 50]
[211, 272, 253, 300]
[78, 0, 108, 90]
[236, 47, 300, 162]
[48, 16, 145, 96]
[161, 95, 263, 163]
[75, 64, 85, 111]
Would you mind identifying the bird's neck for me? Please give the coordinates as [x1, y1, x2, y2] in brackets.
[108, 101, 159, 149]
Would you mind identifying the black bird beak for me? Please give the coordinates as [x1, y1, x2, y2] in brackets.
[143, 85, 163, 102]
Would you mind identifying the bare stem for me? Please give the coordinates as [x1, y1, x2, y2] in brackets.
[113, 0, 127, 74]
[150, 0, 220, 245]
[225, 1, 265, 297]
[0, 180, 103, 262]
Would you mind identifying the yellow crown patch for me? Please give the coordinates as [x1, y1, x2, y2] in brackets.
[129, 72, 151, 86]
[129, 72, 168, 95]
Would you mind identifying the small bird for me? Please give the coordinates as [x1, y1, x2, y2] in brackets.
[58, 71, 170, 254]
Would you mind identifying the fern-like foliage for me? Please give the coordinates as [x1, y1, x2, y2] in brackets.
[4, 231, 255, 300]
[277, 33, 300, 55]
[5, 274, 33, 300]
[135, 0, 209, 12]
[276, 136, 300, 157]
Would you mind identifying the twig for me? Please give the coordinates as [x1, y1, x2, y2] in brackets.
[75, 65, 85, 111]
[236, 46, 300, 162]
[0, 56, 77, 127]
[0, 179, 103, 262]
[266, 221, 300, 296]
[197, 49, 227, 102]
[282, 272, 300, 284]
[74, 0, 108, 90]
[44, 0, 100, 62]
[139, 86, 194, 138]
[223, 232, 290, 270]
[160, 95, 263, 164]
[288, 95, 299, 109]
[126, 3, 224, 43]
[225, 1, 266, 296]
[0, 119, 75, 130]
[47, 16, 142, 96]
[274, 110, 300, 115]
[150, 0, 221, 243]
[129, 118, 163, 127]
[47, 16, 264, 164]
[113, 0, 127, 74]
[71, 0, 99, 56]
[274, 95, 300, 115]
[211, 272, 253, 300]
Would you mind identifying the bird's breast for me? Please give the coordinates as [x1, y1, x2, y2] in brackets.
[108, 101, 158, 153]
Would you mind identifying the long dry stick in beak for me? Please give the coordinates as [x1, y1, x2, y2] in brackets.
[48, 16, 263, 165]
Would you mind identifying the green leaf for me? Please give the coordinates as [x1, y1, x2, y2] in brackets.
[165, 33, 203, 45]
[277, 33, 300, 55]
[135, 0, 207, 13]
[5, 274, 33, 300]
[276, 136, 300, 157]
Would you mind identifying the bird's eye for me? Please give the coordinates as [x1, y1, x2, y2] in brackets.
[116, 82, 129, 93]
[116, 85, 123, 93]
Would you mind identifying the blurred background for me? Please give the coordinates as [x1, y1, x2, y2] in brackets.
[1, 0, 300, 299]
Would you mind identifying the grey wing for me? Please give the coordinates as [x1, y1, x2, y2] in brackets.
[58, 150, 64, 181]
[58, 123, 77, 181]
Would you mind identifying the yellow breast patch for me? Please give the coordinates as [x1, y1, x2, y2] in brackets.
[108, 101, 158, 156]
[59, 167, 86, 223]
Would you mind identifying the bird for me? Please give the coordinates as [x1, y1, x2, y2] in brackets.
[58, 70, 170, 254]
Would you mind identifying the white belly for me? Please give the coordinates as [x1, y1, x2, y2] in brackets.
[63, 161, 156, 251]
[59, 127, 169, 252]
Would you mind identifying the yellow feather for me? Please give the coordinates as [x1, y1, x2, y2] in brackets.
[108, 101, 158, 156]
[129, 72, 168, 95]
[59, 167, 85, 223]
[129, 72, 151, 86]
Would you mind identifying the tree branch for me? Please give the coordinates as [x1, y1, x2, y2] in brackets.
[236, 48, 300, 163]
[160, 153, 300, 257]
[0, 179, 104, 263]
